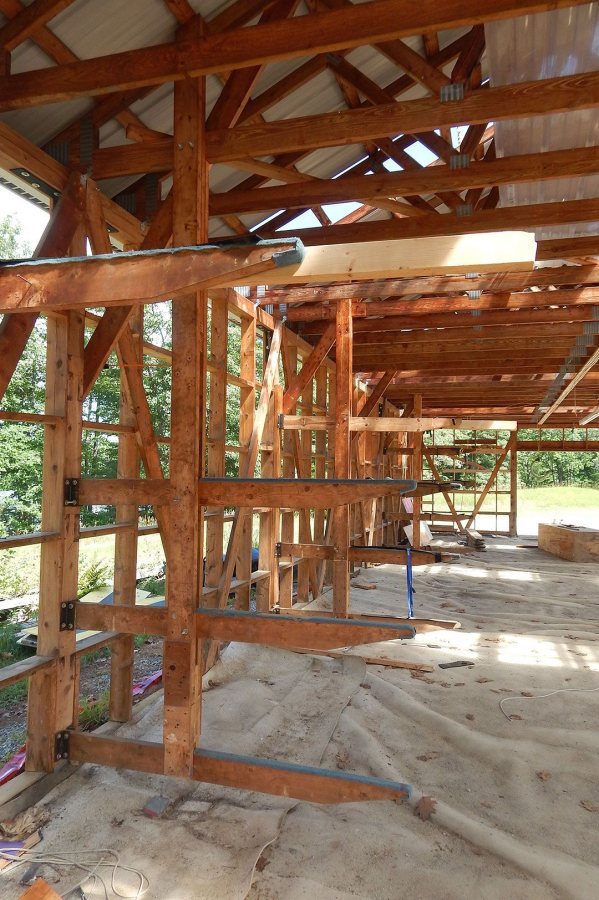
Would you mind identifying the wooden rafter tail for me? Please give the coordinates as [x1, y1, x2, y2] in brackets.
[0, 239, 304, 313]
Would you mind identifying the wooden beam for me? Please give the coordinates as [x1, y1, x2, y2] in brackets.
[67, 732, 412, 802]
[0, 239, 302, 312]
[242, 232, 536, 285]
[77, 477, 418, 508]
[262, 266, 599, 305]
[0, 0, 75, 51]
[210, 145, 599, 215]
[267, 198, 599, 246]
[207, 71, 599, 162]
[282, 415, 518, 431]
[0, 1, 589, 110]
[196, 607, 415, 648]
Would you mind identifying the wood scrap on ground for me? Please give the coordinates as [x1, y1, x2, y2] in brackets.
[291, 647, 434, 672]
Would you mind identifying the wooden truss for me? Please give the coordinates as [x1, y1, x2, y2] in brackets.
[0, 0, 598, 806]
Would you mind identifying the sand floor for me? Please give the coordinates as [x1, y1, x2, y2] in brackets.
[2, 538, 599, 899]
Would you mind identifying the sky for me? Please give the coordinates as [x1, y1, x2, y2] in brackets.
[0, 183, 49, 251]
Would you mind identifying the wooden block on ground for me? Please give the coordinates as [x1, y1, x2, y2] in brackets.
[538, 524, 599, 562]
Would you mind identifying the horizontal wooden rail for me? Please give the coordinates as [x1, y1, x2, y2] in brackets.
[196, 608, 415, 649]
[67, 733, 411, 803]
[78, 477, 418, 508]
[286, 609, 459, 633]
[75, 601, 167, 636]
[277, 542, 457, 565]
[281, 415, 518, 432]
[0, 654, 54, 689]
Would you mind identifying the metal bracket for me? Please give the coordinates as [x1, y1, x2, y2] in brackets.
[55, 730, 70, 761]
[277, 413, 285, 430]
[64, 478, 79, 506]
[440, 83, 465, 102]
[450, 153, 470, 170]
[456, 203, 474, 217]
[275, 542, 282, 558]
[59, 600, 76, 632]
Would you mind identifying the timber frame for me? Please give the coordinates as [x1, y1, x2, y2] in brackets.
[0, 0, 598, 805]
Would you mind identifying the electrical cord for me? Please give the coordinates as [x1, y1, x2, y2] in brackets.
[499, 684, 599, 721]
[0, 847, 149, 899]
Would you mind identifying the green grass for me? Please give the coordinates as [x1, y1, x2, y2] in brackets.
[519, 486, 599, 511]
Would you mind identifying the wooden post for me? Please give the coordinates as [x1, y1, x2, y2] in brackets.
[509, 431, 518, 537]
[279, 338, 297, 608]
[26, 309, 84, 771]
[205, 290, 228, 598]
[332, 299, 352, 616]
[236, 313, 256, 610]
[109, 308, 141, 722]
[163, 36, 207, 776]
[411, 393, 423, 549]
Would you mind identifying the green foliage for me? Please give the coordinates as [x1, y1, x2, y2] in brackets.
[517, 428, 599, 489]
[77, 561, 111, 599]
[78, 690, 110, 731]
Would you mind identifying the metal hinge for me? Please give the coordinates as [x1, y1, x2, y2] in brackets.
[64, 478, 79, 506]
[55, 730, 70, 761]
[59, 600, 76, 632]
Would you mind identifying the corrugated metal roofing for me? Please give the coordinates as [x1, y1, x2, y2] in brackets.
[486, 3, 599, 243]
[0, 1, 597, 244]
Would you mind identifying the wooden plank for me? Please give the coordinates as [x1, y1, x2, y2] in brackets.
[292, 647, 434, 672]
[18, 878, 62, 900]
[196, 607, 415, 648]
[210, 145, 599, 215]
[0, 1, 587, 109]
[279, 543, 456, 565]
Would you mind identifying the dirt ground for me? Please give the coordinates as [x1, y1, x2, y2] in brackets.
[1, 536, 598, 899]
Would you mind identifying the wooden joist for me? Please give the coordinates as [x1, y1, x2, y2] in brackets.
[277, 542, 457, 564]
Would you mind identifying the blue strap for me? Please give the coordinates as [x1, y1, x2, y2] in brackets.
[406, 547, 414, 618]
